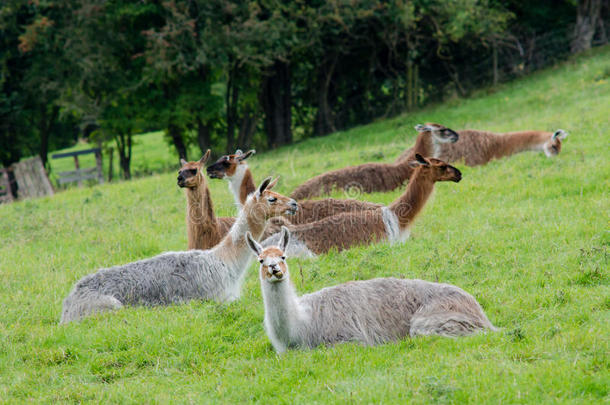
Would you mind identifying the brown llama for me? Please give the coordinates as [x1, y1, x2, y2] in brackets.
[395, 123, 460, 162]
[177, 150, 235, 249]
[291, 125, 458, 200]
[397, 124, 568, 166]
[207, 149, 382, 225]
[262, 154, 462, 257]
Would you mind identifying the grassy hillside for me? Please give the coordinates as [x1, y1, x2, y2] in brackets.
[0, 46, 608, 403]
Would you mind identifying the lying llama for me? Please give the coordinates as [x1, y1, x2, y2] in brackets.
[207, 149, 382, 225]
[395, 123, 460, 162]
[290, 126, 458, 200]
[178, 150, 235, 249]
[60, 177, 298, 323]
[247, 227, 496, 353]
[263, 154, 461, 257]
[398, 124, 568, 166]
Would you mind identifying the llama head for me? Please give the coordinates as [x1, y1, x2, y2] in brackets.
[246, 177, 299, 219]
[206, 149, 256, 179]
[543, 130, 568, 157]
[247, 226, 290, 283]
[409, 154, 462, 182]
[177, 150, 211, 188]
[415, 123, 459, 144]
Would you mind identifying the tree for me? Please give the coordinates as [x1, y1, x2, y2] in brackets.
[571, 0, 604, 53]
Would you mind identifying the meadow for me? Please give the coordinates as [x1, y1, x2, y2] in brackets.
[0, 46, 608, 403]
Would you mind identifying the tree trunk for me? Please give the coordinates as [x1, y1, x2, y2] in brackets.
[314, 56, 337, 136]
[226, 63, 239, 153]
[237, 106, 258, 148]
[168, 122, 188, 161]
[39, 104, 59, 167]
[196, 117, 212, 156]
[115, 131, 132, 180]
[261, 60, 292, 147]
[571, 0, 602, 53]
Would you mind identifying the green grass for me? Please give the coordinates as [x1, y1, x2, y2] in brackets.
[1, 46, 609, 403]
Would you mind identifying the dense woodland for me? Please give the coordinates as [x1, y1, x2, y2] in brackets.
[1, 0, 608, 178]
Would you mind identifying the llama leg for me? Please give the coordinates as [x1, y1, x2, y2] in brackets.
[409, 309, 493, 338]
[60, 289, 123, 324]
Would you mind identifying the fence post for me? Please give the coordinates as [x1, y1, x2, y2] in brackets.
[73, 155, 82, 187]
[95, 149, 104, 184]
[107, 147, 114, 182]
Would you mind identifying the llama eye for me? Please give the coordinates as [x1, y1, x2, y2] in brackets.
[259, 259, 264, 263]
[189, 169, 198, 175]
[268, 197, 277, 203]
[281, 256, 286, 260]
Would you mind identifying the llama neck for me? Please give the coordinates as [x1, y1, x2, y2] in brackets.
[213, 197, 268, 272]
[227, 164, 256, 207]
[185, 179, 221, 249]
[493, 131, 550, 157]
[392, 158, 417, 182]
[411, 132, 435, 157]
[261, 276, 305, 347]
[388, 169, 435, 230]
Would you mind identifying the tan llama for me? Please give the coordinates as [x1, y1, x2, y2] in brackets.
[206, 149, 382, 225]
[61, 177, 298, 323]
[248, 226, 496, 352]
[397, 124, 568, 166]
[290, 126, 459, 200]
[177, 150, 235, 249]
[263, 154, 462, 257]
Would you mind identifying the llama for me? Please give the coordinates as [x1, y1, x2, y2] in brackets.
[60, 177, 298, 323]
[397, 125, 569, 166]
[178, 150, 234, 249]
[207, 149, 382, 225]
[247, 227, 496, 353]
[263, 154, 461, 257]
[290, 126, 458, 200]
[395, 123, 460, 162]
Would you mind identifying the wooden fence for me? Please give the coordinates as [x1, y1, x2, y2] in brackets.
[52, 148, 104, 186]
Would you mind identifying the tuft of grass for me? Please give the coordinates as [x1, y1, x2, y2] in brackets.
[0, 46, 609, 402]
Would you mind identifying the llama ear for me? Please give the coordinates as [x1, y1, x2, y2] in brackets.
[279, 226, 290, 252]
[553, 130, 568, 140]
[409, 154, 429, 167]
[199, 150, 211, 165]
[237, 149, 256, 161]
[235, 149, 243, 156]
[180, 158, 188, 166]
[414, 124, 426, 132]
[246, 232, 263, 256]
[266, 176, 279, 190]
[257, 177, 272, 196]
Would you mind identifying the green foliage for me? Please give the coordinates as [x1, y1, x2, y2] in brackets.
[0, 47, 608, 402]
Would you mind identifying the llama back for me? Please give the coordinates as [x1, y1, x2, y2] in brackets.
[435, 130, 497, 166]
[264, 209, 388, 256]
[291, 163, 410, 200]
[297, 278, 494, 347]
[61, 250, 231, 322]
[293, 198, 382, 225]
